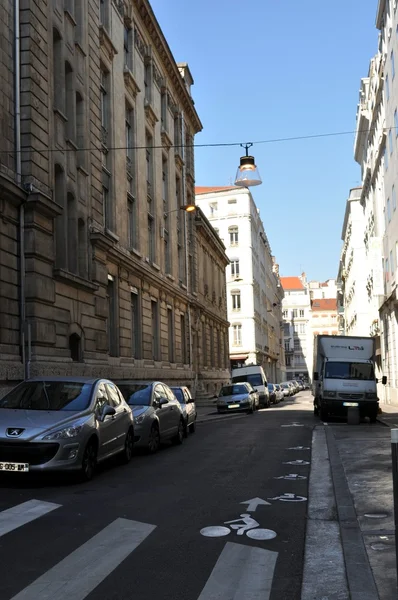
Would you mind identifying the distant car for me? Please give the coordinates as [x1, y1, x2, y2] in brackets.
[115, 381, 185, 453]
[281, 382, 294, 397]
[0, 377, 135, 481]
[217, 383, 259, 414]
[170, 386, 197, 435]
[267, 383, 278, 405]
[231, 365, 270, 408]
[274, 384, 284, 402]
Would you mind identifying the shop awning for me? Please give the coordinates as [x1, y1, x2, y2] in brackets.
[230, 355, 248, 361]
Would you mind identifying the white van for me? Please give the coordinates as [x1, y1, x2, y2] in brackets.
[231, 365, 270, 408]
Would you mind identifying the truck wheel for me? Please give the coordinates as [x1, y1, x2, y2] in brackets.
[320, 407, 328, 421]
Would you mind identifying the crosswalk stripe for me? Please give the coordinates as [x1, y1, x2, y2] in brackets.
[0, 500, 61, 538]
[10, 517, 156, 600]
[197, 541, 278, 600]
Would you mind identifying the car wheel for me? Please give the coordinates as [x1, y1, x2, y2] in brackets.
[79, 439, 97, 482]
[189, 419, 196, 433]
[172, 418, 184, 445]
[147, 423, 160, 454]
[120, 427, 134, 464]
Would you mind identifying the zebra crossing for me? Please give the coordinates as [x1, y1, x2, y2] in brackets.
[0, 498, 280, 600]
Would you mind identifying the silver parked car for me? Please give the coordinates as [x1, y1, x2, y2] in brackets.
[170, 386, 197, 436]
[115, 381, 185, 453]
[217, 383, 259, 414]
[0, 377, 135, 481]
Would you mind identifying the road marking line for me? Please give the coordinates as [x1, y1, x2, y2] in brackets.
[10, 518, 156, 600]
[0, 500, 61, 537]
[197, 541, 278, 600]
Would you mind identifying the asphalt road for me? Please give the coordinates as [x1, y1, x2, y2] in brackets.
[0, 393, 317, 600]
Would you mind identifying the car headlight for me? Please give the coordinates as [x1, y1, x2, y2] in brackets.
[323, 391, 336, 398]
[365, 392, 377, 399]
[43, 425, 83, 440]
[135, 414, 146, 425]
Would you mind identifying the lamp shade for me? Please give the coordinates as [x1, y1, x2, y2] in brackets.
[234, 155, 262, 187]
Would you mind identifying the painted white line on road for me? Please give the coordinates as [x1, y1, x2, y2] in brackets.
[197, 541, 278, 600]
[10, 518, 156, 600]
[0, 500, 61, 538]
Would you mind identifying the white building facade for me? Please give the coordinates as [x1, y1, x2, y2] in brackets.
[281, 276, 312, 382]
[195, 186, 285, 383]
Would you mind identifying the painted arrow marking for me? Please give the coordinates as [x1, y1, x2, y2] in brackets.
[240, 497, 271, 512]
[287, 446, 310, 450]
[274, 474, 307, 480]
[268, 493, 307, 502]
[283, 459, 310, 466]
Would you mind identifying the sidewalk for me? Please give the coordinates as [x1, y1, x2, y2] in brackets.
[302, 417, 397, 600]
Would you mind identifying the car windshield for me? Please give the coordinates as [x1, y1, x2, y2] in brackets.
[233, 373, 263, 386]
[171, 388, 184, 403]
[0, 381, 92, 411]
[267, 384, 274, 390]
[325, 362, 375, 380]
[118, 384, 152, 406]
[220, 385, 248, 396]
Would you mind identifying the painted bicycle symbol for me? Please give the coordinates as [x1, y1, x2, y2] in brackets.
[200, 513, 277, 541]
[268, 493, 307, 502]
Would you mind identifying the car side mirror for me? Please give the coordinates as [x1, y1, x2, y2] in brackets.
[159, 398, 169, 408]
[101, 405, 116, 421]
[313, 372, 319, 381]
[382, 376, 387, 385]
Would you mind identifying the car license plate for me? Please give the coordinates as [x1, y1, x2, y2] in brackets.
[228, 404, 239, 409]
[0, 462, 29, 473]
[343, 402, 359, 407]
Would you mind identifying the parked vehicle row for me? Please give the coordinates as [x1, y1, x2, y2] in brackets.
[0, 376, 197, 482]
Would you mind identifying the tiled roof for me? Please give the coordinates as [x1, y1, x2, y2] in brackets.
[195, 186, 237, 195]
[311, 298, 337, 311]
[280, 277, 304, 290]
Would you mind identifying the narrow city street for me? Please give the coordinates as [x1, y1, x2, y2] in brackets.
[0, 391, 393, 600]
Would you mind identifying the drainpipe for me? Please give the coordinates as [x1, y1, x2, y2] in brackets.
[14, 0, 26, 378]
[180, 112, 194, 391]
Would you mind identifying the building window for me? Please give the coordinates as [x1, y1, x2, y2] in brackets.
[77, 218, 87, 278]
[293, 323, 299, 335]
[53, 29, 63, 112]
[144, 56, 152, 104]
[232, 324, 242, 346]
[389, 129, 394, 155]
[231, 260, 240, 278]
[124, 25, 133, 70]
[294, 338, 300, 350]
[299, 323, 305, 334]
[65, 62, 75, 142]
[386, 74, 390, 101]
[99, 0, 109, 28]
[283, 323, 290, 335]
[180, 314, 187, 364]
[151, 300, 159, 360]
[67, 193, 77, 273]
[164, 229, 170, 274]
[292, 309, 298, 318]
[162, 157, 169, 212]
[282, 310, 288, 319]
[125, 104, 134, 174]
[107, 275, 118, 357]
[102, 169, 111, 230]
[299, 309, 304, 318]
[229, 226, 239, 246]
[393, 186, 397, 212]
[232, 290, 241, 311]
[388, 197, 392, 222]
[210, 325, 214, 366]
[128, 195, 136, 249]
[69, 333, 81, 362]
[167, 308, 174, 362]
[392, 50, 396, 80]
[161, 89, 167, 131]
[131, 291, 141, 359]
[202, 323, 207, 366]
[146, 132, 153, 200]
[210, 203, 218, 217]
[174, 112, 182, 155]
[148, 214, 155, 262]
[286, 356, 291, 367]
[385, 145, 389, 170]
[100, 68, 109, 145]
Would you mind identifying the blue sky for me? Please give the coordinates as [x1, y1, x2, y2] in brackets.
[150, 0, 379, 281]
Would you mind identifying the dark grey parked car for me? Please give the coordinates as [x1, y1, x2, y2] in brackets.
[0, 377, 135, 481]
[216, 383, 259, 414]
[170, 387, 197, 436]
[115, 381, 185, 453]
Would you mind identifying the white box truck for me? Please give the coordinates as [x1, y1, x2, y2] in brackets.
[313, 335, 386, 422]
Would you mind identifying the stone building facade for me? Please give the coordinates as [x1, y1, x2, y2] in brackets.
[281, 275, 312, 382]
[195, 186, 285, 383]
[0, 0, 229, 396]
